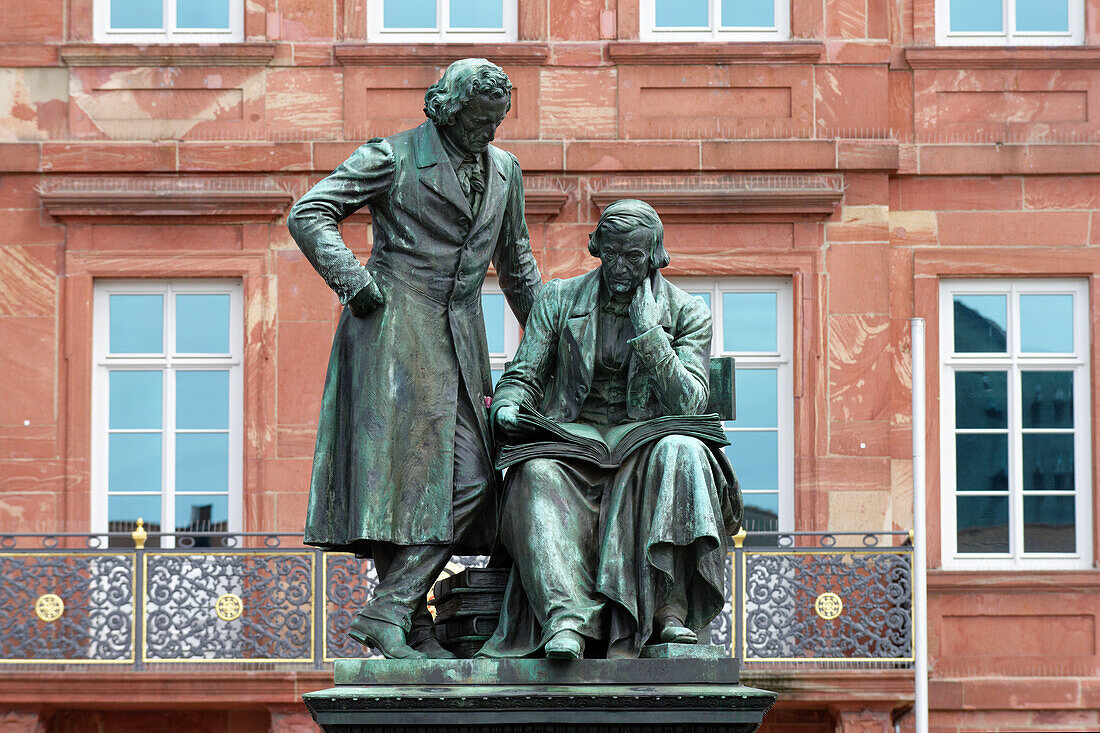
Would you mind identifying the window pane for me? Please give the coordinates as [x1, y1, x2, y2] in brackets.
[175, 433, 229, 492]
[176, 0, 230, 28]
[110, 294, 163, 354]
[1023, 495, 1075, 553]
[723, 292, 777, 352]
[733, 369, 778, 428]
[742, 491, 778, 533]
[955, 434, 1008, 491]
[689, 292, 712, 312]
[450, 0, 503, 28]
[950, 0, 1002, 32]
[722, 0, 774, 27]
[491, 369, 504, 387]
[110, 371, 163, 430]
[1016, 0, 1068, 32]
[384, 0, 436, 28]
[482, 293, 505, 354]
[108, 494, 162, 529]
[1022, 371, 1073, 429]
[957, 495, 1008, 553]
[110, 0, 164, 29]
[1020, 294, 1073, 353]
[176, 371, 230, 430]
[953, 295, 1006, 353]
[108, 433, 162, 492]
[175, 494, 229, 533]
[954, 371, 1006, 429]
[176, 294, 230, 353]
[655, 0, 709, 27]
[724, 431, 778, 491]
[1022, 434, 1074, 492]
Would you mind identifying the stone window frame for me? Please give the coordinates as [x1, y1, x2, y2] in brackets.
[935, 0, 1086, 46]
[92, 0, 245, 43]
[636, 0, 791, 41]
[938, 277, 1093, 570]
[365, 0, 519, 43]
[90, 278, 245, 548]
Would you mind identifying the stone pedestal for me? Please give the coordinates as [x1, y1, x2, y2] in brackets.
[303, 654, 776, 732]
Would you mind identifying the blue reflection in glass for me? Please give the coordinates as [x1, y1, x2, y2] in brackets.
[109, 433, 162, 492]
[176, 294, 230, 353]
[1020, 294, 1073, 353]
[175, 433, 229, 492]
[176, 371, 229, 430]
[956, 495, 1008, 553]
[722, 0, 773, 27]
[733, 369, 778, 428]
[384, 0, 436, 27]
[111, 0, 163, 29]
[1016, 0, 1068, 32]
[110, 294, 163, 354]
[110, 371, 163, 430]
[954, 371, 1006, 429]
[724, 431, 778, 490]
[955, 434, 1008, 491]
[953, 295, 1006, 353]
[482, 293, 505, 354]
[742, 491, 779, 532]
[1022, 371, 1073, 429]
[1023, 433, 1074, 492]
[655, 0, 708, 27]
[950, 0, 1002, 32]
[451, 0, 503, 28]
[1023, 495, 1075, 553]
[689, 292, 712, 312]
[723, 292, 777, 352]
[108, 494, 161, 525]
[177, 0, 230, 28]
[175, 494, 229, 532]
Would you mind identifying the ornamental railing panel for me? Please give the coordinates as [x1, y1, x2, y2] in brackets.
[0, 531, 911, 668]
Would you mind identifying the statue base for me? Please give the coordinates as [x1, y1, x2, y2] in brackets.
[303, 653, 777, 732]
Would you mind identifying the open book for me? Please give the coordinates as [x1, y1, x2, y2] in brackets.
[495, 406, 729, 470]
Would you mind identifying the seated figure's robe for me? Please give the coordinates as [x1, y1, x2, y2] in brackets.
[479, 270, 742, 658]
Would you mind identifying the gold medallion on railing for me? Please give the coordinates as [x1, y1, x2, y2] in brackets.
[215, 593, 244, 621]
[814, 591, 843, 620]
[35, 593, 65, 622]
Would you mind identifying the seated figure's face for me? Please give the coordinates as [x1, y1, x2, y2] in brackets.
[599, 227, 652, 296]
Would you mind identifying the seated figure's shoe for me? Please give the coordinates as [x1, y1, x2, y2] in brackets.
[545, 629, 584, 660]
[658, 616, 698, 645]
[411, 634, 458, 659]
[348, 615, 428, 659]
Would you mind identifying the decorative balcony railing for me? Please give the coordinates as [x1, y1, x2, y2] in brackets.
[0, 528, 912, 668]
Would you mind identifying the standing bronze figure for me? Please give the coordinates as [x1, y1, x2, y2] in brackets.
[480, 200, 741, 660]
[288, 58, 542, 659]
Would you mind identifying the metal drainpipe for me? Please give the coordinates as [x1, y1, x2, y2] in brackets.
[911, 318, 929, 733]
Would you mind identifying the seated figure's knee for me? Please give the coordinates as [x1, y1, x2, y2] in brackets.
[652, 434, 709, 460]
[516, 458, 561, 485]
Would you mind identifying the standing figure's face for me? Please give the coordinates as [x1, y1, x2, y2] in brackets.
[446, 93, 510, 155]
[598, 227, 653, 297]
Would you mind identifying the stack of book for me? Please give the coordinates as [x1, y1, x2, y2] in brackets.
[431, 567, 508, 657]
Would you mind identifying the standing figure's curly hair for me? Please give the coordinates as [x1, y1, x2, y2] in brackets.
[424, 58, 513, 127]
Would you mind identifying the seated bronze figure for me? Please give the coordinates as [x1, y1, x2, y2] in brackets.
[479, 199, 742, 660]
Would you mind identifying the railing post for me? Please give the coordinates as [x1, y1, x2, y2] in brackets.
[732, 528, 746, 664]
[132, 519, 146, 671]
[314, 549, 325, 669]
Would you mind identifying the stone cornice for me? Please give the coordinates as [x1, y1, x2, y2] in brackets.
[928, 569, 1100, 593]
[905, 46, 1100, 69]
[59, 43, 277, 67]
[608, 41, 824, 65]
[347, 186, 568, 222]
[40, 177, 292, 223]
[591, 174, 844, 221]
[334, 43, 549, 66]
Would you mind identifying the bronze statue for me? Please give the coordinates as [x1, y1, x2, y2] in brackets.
[288, 58, 542, 660]
[479, 200, 741, 660]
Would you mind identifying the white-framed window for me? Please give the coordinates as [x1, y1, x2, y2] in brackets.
[481, 279, 522, 387]
[640, 0, 789, 41]
[936, 0, 1083, 45]
[940, 279, 1092, 569]
[367, 0, 517, 42]
[94, 0, 244, 43]
[92, 280, 244, 548]
[674, 278, 795, 540]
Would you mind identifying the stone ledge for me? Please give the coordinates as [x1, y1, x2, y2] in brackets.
[59, 43, 277, 67]
[929, 568, 1100, 593]
[334, 43, 549, 66]
[608, 41, 824, 65]
[905, 46, 1100, 69]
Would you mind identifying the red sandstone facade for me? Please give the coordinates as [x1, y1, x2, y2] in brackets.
[3, 0, 1100, 731]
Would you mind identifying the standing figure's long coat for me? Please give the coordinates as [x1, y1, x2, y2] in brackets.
[288, 120, 542, 556]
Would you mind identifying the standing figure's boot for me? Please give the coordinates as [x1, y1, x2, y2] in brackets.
[348, 614, 428, 659]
